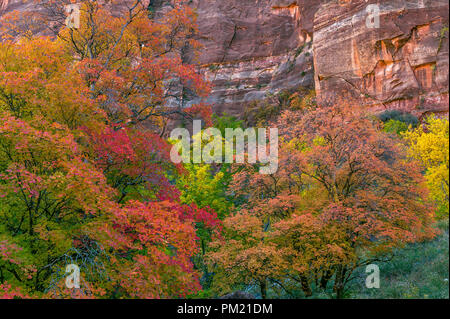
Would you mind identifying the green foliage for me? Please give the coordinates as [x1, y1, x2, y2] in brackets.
[178, 164, 233, 221]
[176, 113, 241, 220]
[349, 220, 449, 299]
[212, 113, 244, 136]
[378, 110, 419, 127]
[383, 119, 410, 135]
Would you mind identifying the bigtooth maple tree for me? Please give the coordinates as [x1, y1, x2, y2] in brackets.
[51, 0, 210, 129]
[0, 0, 219, 298]
[208, 103, 438, 299]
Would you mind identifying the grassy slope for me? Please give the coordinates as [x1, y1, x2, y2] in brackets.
[204, 221, 449, 299]
[221, 110, 449, 300]
[348, 220, 449, 299]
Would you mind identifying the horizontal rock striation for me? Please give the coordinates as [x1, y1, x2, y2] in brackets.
[181, 0, 315, 117]
[1, 0, 449, 118]
[313, 0, 449, 119]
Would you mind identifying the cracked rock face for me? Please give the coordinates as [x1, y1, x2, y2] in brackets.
[1, 0, 449, 118]
[163, 0, 450, 118]
[312, 0, 449, 119]
[182, 0, 315, 117]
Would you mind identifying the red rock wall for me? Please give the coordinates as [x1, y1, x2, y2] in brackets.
[1, 0, 449, 118]
[312, 0, 449, 118]
[181, 0, 316, 117]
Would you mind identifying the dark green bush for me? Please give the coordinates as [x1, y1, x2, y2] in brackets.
[378, 110, 419, 127]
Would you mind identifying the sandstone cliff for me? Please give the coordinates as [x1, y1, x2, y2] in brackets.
[1, 0, 449, 118]
[313, 0, 449, 119]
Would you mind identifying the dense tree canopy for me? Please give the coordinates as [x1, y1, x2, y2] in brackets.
[0, 0, 446, 300]
[0, 0, 218, 298]
[404, 116, 449, 218]
[208, 103, 438, 298]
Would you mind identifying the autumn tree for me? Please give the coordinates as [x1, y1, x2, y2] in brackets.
[43, 0, 209, 129]
[0, 37, 103, 130]
[403, 116, 449, 218]
[208, 102, 437, 298]
[0, 113, 212, 297]
[207, 212, 282, 299]
[0, 0, 219, 298]
[0, 113, 113, 295]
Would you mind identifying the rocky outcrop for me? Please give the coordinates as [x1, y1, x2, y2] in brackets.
[313, 0, 449, 119]
[181, 0, 315, 117]
[1, 0, 449, 118]
[184, 0, 449, 118]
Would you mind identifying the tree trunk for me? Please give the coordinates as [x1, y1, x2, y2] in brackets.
[300, 275, 312, 297]
[333, 266, 346, 299]
[320, 270, 333, 289]
[260, 279, 267, 299]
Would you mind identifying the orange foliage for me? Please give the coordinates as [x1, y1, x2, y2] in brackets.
[208, 102, 437, 298]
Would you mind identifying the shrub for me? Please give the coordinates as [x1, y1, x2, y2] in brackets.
[383, 119, 410, 135]
[378, 110, 419, 127]
[403, 116, 449, 218]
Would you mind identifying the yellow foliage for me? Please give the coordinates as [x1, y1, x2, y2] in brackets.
[403, 116, 449, 217]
